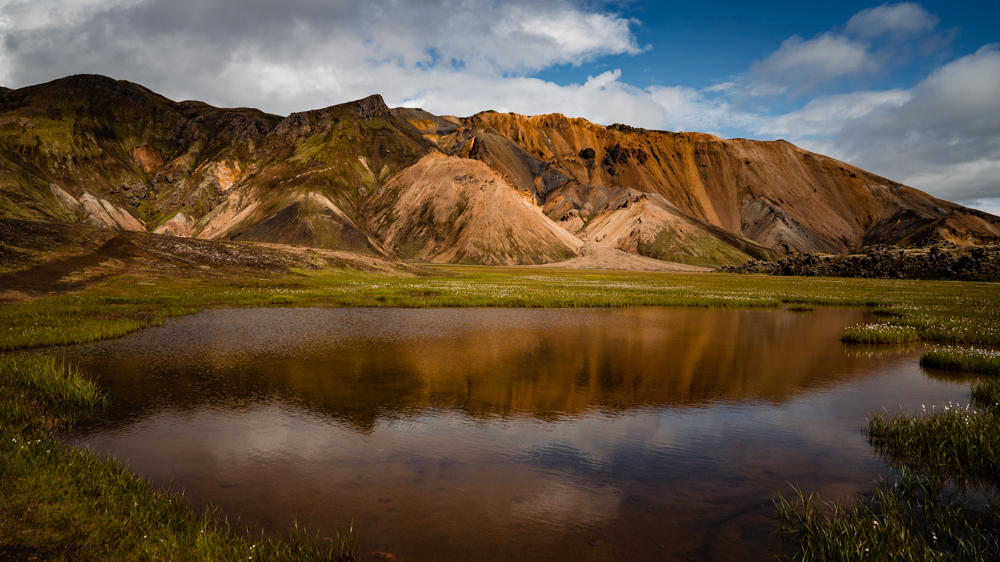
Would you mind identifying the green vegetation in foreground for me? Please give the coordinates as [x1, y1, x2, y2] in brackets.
[921, 348, 1000, 377]
[2, 265, 999, 560]
[778, 388, 1000, 559]
[868, 404, 1000, 482]
[972, 379, 1000, 410]
[1, 267, 999, 352]
[776, 471, 1000, 562]
[0, 355, 358, 561]
[841, 323, 920, 344]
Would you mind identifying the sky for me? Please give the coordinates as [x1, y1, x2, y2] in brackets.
[0, 0, 997, 214]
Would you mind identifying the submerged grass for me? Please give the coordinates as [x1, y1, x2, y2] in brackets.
[921, 348, 1000, 377]
[0, 355, 358, 561]
[776, 472, 1000, 561]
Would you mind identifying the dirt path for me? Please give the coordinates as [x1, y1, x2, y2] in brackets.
[534, 243, 711, 272]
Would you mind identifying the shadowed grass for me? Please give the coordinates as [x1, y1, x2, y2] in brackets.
[0, 356, 359, 561]
[922, 348, 1000, 377]
[867, 405, 1000, 483]
[776, 473, 1000, 561]
[972, 379, 1000, 411]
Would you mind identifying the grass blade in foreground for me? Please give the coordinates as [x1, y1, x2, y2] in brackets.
[0, 356, 358, 561]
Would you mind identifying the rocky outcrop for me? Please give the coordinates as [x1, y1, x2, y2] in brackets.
[717, 244, 1000, 281]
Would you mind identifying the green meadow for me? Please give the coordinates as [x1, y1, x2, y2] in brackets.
[2, 264, 999, 560]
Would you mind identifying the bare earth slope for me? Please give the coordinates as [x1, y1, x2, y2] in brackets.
[403, 110, 1000, 256]
[1, 74, 997, 269]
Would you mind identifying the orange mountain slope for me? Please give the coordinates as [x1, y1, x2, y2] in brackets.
[1, 75, 997, 268]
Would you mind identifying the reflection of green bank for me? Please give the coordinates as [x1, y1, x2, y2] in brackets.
[0, 356, 350, 561]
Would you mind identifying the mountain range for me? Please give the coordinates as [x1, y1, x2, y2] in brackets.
[2, 74, 998, 267]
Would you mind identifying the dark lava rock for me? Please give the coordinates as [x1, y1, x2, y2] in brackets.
[716, 244, 1000, 281]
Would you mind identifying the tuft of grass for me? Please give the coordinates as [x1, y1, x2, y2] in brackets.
[0, 355, 103, 409]
[775, 473, 1000, 562]
[267, 294, 301, 305]
[972, 379, 1000, 411]
[921, 348, 1000, 377]
[0, 355, 357, 561]
[842, 323, 920, 344]
[787, 304, 814, 312]
[867, 405, 1000, 485]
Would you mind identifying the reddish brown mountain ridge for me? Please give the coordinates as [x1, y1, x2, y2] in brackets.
[1, 74, 997, 267]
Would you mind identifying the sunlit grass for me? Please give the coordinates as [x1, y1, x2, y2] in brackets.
[921, 348, 1000, 376]
[2, 268, 998, 352]
[0, 355, 102, 409]
[867, 404, 1000, 482]
[842, 323, 920, 344]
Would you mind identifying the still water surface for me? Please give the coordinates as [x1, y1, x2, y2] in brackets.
[54, 307, 971, 561]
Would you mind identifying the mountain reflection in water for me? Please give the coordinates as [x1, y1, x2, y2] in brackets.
[53, 307, 970, 562]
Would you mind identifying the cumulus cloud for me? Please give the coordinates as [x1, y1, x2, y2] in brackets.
[0, 0, 642, 114]
[749, 34, 877, 93]
[845, 2, 939, 38]
[0, 0, 995, 209]
[761, 45, 1000, 204]
[745, 2, 950, 96]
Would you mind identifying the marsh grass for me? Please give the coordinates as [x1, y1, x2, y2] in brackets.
[867, 405, 1000, 483]
[776, 473, 1000, 561]
[842, 323, 920, 344]
[922, 349, 1000, 377]
[972, 379, 1000, 411]
[0, 356, 358, 561]
[781, 376, 1000, 560]
[0, 355, 102, 409]
[787, 304, 814, 312]
[3, 268, 999, 353]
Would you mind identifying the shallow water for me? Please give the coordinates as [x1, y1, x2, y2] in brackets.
[52, 307, 972, 561]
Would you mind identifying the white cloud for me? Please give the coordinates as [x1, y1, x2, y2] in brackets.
[0, 0, 643, 115]
[0, 0, 995, 208]
[760, 45, 1000, 202]
[845, 2, 938, 38]
[750, 33, 876, 91]
[759, 90, 912, 137]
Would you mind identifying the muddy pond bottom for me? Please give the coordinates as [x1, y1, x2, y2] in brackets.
[55, 307, 970, 561]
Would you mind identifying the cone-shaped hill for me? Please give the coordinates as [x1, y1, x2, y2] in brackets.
[1, 75, 997, 267]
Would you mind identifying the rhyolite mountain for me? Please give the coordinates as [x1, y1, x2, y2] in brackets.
[1, 74, 997, 267]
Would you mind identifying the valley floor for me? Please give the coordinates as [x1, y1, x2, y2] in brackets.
[2, 218, 999, 560]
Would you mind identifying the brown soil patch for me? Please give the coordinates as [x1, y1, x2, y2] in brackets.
[535, 243, 710, 272]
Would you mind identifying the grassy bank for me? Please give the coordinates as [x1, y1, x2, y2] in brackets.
[0, 355, 356, 561]
[921, 348, 1000, 377]
[2, 264, 999, 560]
[778, 377, 1000, 560]
[2, 267, 999, 351]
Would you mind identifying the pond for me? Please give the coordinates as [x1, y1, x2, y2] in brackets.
[50, 307, 970, 561]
